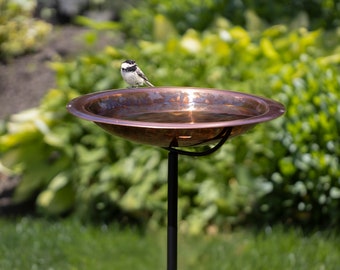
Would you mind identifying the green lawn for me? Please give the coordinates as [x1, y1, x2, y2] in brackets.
[0, 218, 338, 270]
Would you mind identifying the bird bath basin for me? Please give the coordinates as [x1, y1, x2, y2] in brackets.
[67, 87, 285, 148]
[67, 87, 285, 270]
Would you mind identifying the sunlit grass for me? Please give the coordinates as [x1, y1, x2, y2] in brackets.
[0, 218, 338, 270]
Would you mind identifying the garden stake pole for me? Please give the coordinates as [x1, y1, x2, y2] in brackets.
[167, 150, 178, 270]
[165, 128, 232, 270]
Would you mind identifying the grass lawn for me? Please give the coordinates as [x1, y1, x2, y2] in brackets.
[0, 217, 339, 270]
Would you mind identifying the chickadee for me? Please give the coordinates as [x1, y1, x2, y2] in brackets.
[120, 59, 154, 87]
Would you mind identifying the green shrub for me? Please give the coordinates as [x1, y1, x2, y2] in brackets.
[1, 13, 340, 231]
[250, 56, 340, 227]
[121, 0, 340, 40]
[0, 0, 51, 61]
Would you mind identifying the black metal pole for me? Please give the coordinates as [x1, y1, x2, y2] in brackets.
[165, 128, 232, 270]
[167, 150, 178, 270]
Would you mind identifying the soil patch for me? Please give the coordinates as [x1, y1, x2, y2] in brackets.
[0, 25, 90, 119]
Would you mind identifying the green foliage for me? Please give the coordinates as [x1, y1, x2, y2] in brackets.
[74, 16, 121, 31]
[1, 9, 340, 232]
[251, 56, 340, 226]
[242, 0, 340, 29]
[121, 0, 340, 40]
[0, 0, 51, 61]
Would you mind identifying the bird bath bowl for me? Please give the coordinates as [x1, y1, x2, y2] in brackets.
[67, 87, 284, 148]
[67, 87, 285, 270]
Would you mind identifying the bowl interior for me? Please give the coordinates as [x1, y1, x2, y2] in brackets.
[72, 87, 280, 129]
[67, 87, 285, 147]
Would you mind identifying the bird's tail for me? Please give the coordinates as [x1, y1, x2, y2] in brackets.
[145, 80, 154, 87]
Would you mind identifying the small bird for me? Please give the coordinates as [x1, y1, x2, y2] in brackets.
[120, 59, 154, 87]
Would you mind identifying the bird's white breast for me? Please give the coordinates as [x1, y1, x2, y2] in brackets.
[121, 69, 145, 86]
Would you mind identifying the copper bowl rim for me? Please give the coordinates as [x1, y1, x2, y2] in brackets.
[66, 87, 285, 129]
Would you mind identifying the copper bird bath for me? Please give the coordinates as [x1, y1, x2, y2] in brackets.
[67, 87, 285, 270]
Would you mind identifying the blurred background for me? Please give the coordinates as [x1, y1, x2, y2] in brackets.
[0, 0, 340, 268]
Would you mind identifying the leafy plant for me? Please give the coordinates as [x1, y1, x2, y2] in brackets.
[250, 55, 340, 227]
[121, 0, 340, 41]
[0, 0, 51, 61]
[1, 10, 340, 232]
